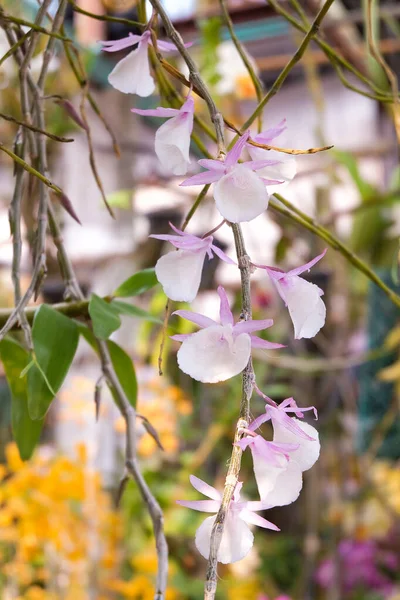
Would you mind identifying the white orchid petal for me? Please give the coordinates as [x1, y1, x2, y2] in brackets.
[155, 249, 206, 302]
[108, 43, 154, 96]
[214, 164, 269, 223]
[248, 147, 296, 190]
[273, 418, 320, 471]
[195, 513, 254, 564]
[276, 276, 326, 339]
[155, 112, 193, 175]
[177, 324, 251, 383]
[252, 450, 287, 500]
[261, 459, 303, 507]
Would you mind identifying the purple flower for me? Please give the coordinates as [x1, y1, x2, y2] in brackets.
[177, 475, 279, 564]
[172, 286, 284, 383]
[181, 131, 283, 223]
[100, 31, 191, 96]
[132, 96, 195, 175]
[150, 223, 234, 302]
[255, 250, 327, 339]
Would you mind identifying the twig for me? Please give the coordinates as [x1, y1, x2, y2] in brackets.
[366, 0, 400, 142]
[271, 193, 400, 309]
[219, 0, 264, 132]
[0, 12, 71, 43]
[149, 0, 226, 157]
[239, 0, 337, 134]
[0, 112, 74, 142]
[67, 0, 144, 29]
[265, 0, 395, 101]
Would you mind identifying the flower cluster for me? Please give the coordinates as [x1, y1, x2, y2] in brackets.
[101, 25, 326, 565]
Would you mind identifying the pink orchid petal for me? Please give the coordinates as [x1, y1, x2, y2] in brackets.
[217, 286, 234, 326]
[214, 165, 269, 223]
[170, 334, 191, 342]
[253, 119, 287, 144]
[168, 222, 186, 236]
[100, 33, 142, 52]
[156, 39, 193, 52]
[173, 310, 217, 329]
[195, 513, 254, 563]
[273, 419, 320, 471]
[108, 43, 154, 96]
[156, 249, 207, 301]
[131, 106, 180, 118]
[239, 509, 280, 531]
[248, 413, 271, 432]
[210, 244, 236, 265]
[181, 95, 195, 114]
[269, 407, 315, 440]
[198, 158, 226, 171]
[224, 131, 251, 167]
[176, 500, 220, 512]
[190, 475, 221, 500]
[250, 336, 286, 350]
[234, 319, 273, 335]
[286, 249, 327, 277]
[275, 276, 326, 339]
[155, 110, 194, 175]
[236, 437, 253, 451]
[180, 169, 223, 186]
[243, 159, 282, 171]
[260, 178, 285, 186]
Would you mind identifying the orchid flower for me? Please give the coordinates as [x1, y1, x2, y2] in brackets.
[172, 286, 284, 383]
[177, 475, 279, 563]
[246, 119, 296, 191]
[150, 223, 235, 302]
[255, 250, 327, 339]
[132, 96, 195, 175]
[237, 435, 303, 507]
[250, 394, 320, 472]
[181, 131, 283, 223]
[101, 31, 191, 96]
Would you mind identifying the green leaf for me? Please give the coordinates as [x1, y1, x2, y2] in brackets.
[113, 268, 158, 298]
[89, 294, 121, 339]
[333, 150, 376, 202]
[0, 338, 44, 460]
[28, 305, 79, 420]
[111, 300, 162, 324]
[77, 324, 137, 408]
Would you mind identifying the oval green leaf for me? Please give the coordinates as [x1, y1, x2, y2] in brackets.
[89, 294, 121, 340]
[113, 268, 158, 298]
[0, 338, 44, 460]
[111, 300, 162, 324]
[28, 305, 79, 420]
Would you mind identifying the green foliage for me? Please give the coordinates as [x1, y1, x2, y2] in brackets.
[89, 294, 121, 339]
[28, 305, 79, 420]
[78, 324, 137, 408]
[111, 300, 162, 324]
[0, 338, 44, 459]
[198, 17, 222, 90]
[113, 268, 158, 298]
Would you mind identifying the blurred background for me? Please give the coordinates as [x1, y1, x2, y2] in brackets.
[0, 0, 400, 599]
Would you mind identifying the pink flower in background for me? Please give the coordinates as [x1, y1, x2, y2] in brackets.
[247, 119, 296, 191]
[255, 250, 327, 339]
[172, 286, 283, 383]
[181, 131, 283, 223]
[177, 475, 279, 563]
[258, 596, 292, 600]
[101, 31, 191, 96]
[150, 223, 235, 302]
[132, 96, 195, 175]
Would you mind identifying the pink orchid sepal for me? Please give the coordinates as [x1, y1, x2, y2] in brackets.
[181, 131, 282, 223]
[132, 96, 195, 175]
[255, 249, 327, 339]
[100, 31, 192, 96]
[172, 286, 284, 383]
[250, 390, 320, 472]
[177, 475, 279, 564]
[246, 119, 297, 191]
[150, 223, 234, 302]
